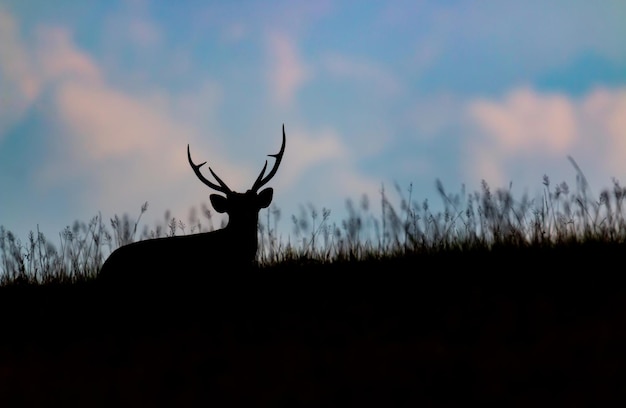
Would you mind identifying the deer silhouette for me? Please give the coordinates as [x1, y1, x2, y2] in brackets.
[98, 125, 286, 285]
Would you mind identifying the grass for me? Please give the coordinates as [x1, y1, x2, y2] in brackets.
[2, 160, 626, 285]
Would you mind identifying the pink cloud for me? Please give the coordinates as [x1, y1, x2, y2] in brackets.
[469, 87, 577, 155]
[266, 31, 311, 106]
[0, 10, 40, 138]
[5, 23, 224, 223]
[580, 87, 626, 176]
[35, 27, 101, 84]
[54, 82, 187, 160]
[466, 86, 626, 189]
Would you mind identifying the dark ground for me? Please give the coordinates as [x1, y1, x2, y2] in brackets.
[1, 243, 625, 406]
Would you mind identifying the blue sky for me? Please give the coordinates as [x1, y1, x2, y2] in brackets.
[1, 0, 625, 248]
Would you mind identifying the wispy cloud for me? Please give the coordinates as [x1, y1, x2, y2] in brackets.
[266, 31, 311, 106]
[0, 10, 39, 139]
[275, 125, 383, 228]
[35, 27, 102, 84]
[279, 126, 346, 187]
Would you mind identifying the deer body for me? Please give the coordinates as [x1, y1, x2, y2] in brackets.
[98, 125, 285, 285]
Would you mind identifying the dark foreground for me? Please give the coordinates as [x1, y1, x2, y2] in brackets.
[1, 244, 625, 406]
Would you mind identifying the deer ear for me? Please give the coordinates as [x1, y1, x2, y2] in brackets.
[257, 188, 273, 208]
[210, 194, 229, 213]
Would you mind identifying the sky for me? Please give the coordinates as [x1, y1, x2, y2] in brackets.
[1, 0, 625, 251]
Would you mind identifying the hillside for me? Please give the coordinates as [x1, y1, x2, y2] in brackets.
[1, 243, 624, 406]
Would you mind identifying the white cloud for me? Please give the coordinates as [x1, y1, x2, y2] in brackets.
[266, 31, 311, 106]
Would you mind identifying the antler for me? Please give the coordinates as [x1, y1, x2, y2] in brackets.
[187, 145, 232, 194]
[251, 124, 286, 192]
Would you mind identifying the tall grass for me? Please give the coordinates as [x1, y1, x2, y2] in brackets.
[2, 169, 626, 285]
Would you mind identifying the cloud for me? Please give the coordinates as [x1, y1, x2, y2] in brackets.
[0, 10, 39, 139]
[20, 23, 375, 239]
[39, 70, 205, 220]
[272, 124, 384, 238]
[1, 9, 375, 240]
[0, 14, 222, 226]
[53, 82, 190, 163]
[579, 87, 626, 176]
[35, 27, 102, 84]
[279, 126, 347, 188]
[8, 24, 185, 185]
[468, 87, 577, 155]
[266, 31, 311, 106]
[466, 86, 626, 189]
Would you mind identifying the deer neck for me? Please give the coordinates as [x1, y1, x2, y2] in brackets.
[222, 216, 259, 260]
[224, 216, 259, 241]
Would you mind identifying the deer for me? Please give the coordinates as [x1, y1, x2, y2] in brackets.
[98, 125, 286, 287]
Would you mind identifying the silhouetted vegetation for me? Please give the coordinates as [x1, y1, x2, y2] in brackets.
[2, 167, 626, 284]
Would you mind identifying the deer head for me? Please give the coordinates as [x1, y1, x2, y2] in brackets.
[187, 124, 286, 238]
